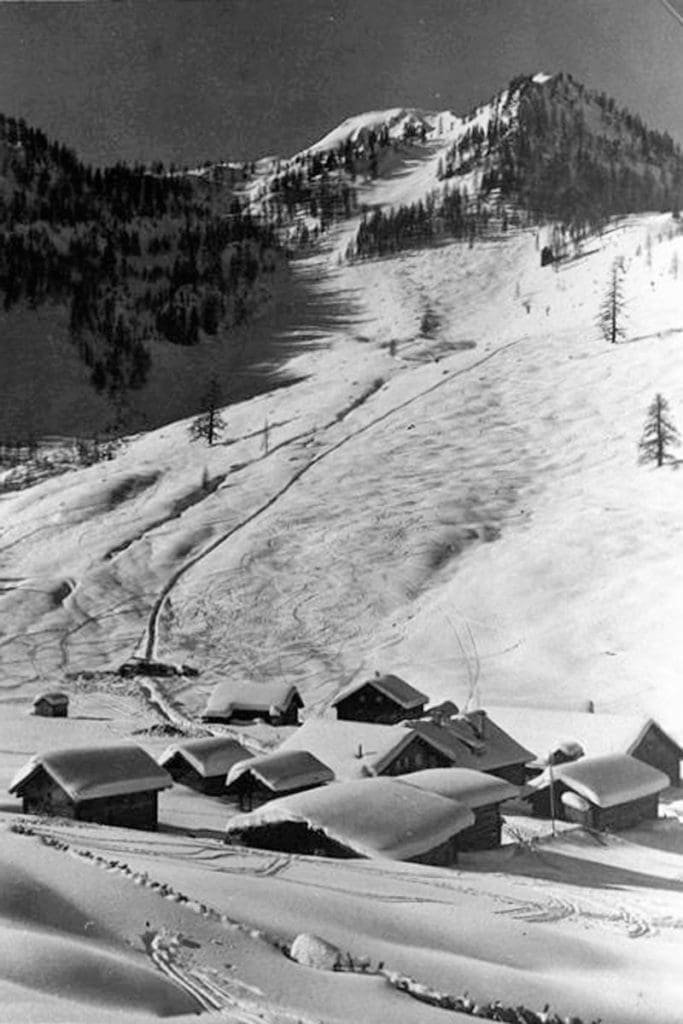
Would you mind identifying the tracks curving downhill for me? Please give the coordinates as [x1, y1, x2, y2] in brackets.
[141, 335, 525, 663]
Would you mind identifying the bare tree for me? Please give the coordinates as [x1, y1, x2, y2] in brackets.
[638, 393, 680, 467]
[189, 376, 226, 446]
[598, 259, 626, 344]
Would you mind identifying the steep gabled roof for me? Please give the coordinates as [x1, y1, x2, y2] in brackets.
[159, 737, 253, 778]
[276, 719, 418, 779]
[398, 768, 519, 808]
[9, 745, 172, 802]
[202, 681, 301, 719]
[226, 749, 334, 793]
[225, 777, 475, 860]
[331, 674, 427, 711]
[410, 711, 534, 772]
[486, 706, 682, 764]
[530, 753, 669, 808]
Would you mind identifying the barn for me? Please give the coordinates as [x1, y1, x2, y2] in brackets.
[487, 705, 682, 786]
[224, 777, 475, 865]
[398, 768, 519, 850]
[158, 737, 253, 795]
[276, 718, 454, 780]
[32, 692, 69, 718]
[410, 710, 534, 784]
[331, 672, 427, 724]
[9, 745, 172, 830]
[527, 753, 669, 830]
[225, 749, 334, 811]
[201, 681, 303, 726]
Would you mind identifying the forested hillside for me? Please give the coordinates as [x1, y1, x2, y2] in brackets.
[352, 73, 683, 259]
[0, 114, 281, 436]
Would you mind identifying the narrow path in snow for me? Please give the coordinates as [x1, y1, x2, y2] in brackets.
[141, 333, 526, 665]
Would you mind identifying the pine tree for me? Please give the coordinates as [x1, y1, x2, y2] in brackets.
[598, 259, 626, 344]
[638, 393, 680, 467]
[189, 376, 226, 446]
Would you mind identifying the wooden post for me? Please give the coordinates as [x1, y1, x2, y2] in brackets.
[548, 755, 556, 837]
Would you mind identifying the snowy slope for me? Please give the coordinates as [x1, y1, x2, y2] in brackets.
[2, 208, 683, 739]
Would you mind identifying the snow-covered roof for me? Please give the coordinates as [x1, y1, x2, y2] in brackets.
[32, 692, 68, 707]
[331, 673, 427, 711]
[202, 681, 301, 720]
[9, 745, 172, 802]
[530, 754, 669, 809]
[411, 712, 534, 772]
[485, 706, 681, 764]
[225, 777, 475, 861]
[276, 719, 417, 779]
[226, 749, 334, 793]
[159, 737, 253, 778]
[397, 768, 519, 809]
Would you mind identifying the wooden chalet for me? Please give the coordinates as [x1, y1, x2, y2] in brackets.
[225, 777, 475, 865]
[487, 705, 682, 786]
[399, 768, 519, 850]
[202, 681, 302, 726]
[410, 710, 534, 784]
[32, 692, 69, 718]
[276, 718, 456, 781]
[527, 753, 669, 830]
[331, 672, 427, 724]
[159, 737, 253, 795]
[9, 745, 172, 830]
[225, 749, 334, 811]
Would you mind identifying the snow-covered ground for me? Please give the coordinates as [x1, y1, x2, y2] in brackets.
[2, 114, 683, 1021]
[3, 205, 683, 735]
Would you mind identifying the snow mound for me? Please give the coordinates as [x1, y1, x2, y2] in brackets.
[289, 933, 342, 971]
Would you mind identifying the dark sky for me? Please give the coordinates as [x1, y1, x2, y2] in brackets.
[1, 0, 683, 167]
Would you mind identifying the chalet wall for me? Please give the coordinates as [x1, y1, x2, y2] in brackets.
[562, 792, 659, 831]
[489, 763, 527, 786]
[457, 804, 503, 851]
[336, 686, 424, 724]
[76, 791, 159, 830]
[632, 727, 680, 787]
[22, 774, 75, 818]
[382, 735, 452, 775]
[34, 701, 68, 718]
[409, 833, 459, 867]
[227, 821, 358, 858]
[20, 771, 160, 830]
[166, 754, 225, 795]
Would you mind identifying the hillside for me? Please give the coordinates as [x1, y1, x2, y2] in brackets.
[0, 114, 286, 440]
[2, 70, 683, 1024]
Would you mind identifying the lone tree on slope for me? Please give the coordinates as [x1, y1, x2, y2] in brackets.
[598, 259, 627, 345]
[189, 376, 226, 446]
[638, 393, 680, 467]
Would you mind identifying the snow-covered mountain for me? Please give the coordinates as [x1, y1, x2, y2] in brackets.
[1, 73, 683, 743]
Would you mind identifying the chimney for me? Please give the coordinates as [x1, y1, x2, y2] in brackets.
[355, 743, 364, 759]
[469, 709, 487, 739]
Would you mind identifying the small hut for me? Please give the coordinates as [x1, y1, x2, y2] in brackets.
[398, 768, 519, 850]
[159, 737, 253, 795]
[225, 777, 475, 865]
[202, 681, 302, 726]
[332, 673, 427, 724]
[225, 749, 334, 811]
[9, 745, 172, 830]
[32, 692, 69, 718]
[527, 753, 669, 830]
